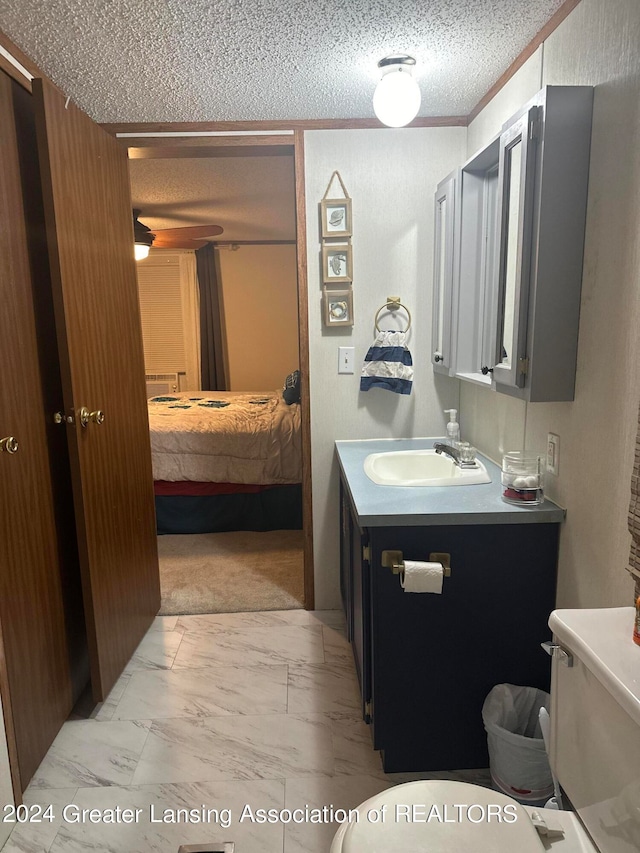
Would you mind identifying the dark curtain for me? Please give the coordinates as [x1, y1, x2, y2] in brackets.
[196, 243, 226, 391]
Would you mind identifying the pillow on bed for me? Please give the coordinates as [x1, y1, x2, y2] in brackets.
[282, 370, 301, 404]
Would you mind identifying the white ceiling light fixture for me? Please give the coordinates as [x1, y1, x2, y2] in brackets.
[133, 209, 154, 261]
[134, 243, 150, 261]
[373, 54, 421, 128]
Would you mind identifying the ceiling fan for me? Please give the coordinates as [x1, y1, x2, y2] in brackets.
[133, 209, 224, 257]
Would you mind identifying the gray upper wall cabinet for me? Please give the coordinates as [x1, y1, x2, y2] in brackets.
[432, 86, 594, 402]
[431, 171, 460, 375]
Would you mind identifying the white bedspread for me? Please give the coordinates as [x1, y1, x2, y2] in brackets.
[148, 391, 302, 484]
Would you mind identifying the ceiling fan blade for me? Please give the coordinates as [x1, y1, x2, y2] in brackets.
[152, 236, 209, 249]
[154, 224, 224, 239]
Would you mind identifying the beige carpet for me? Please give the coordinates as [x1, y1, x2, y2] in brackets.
[157, 530, 305, 615]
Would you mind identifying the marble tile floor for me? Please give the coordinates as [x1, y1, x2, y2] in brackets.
[5, 610, 490, 853]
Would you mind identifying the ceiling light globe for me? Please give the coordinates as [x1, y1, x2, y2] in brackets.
[373, 62, 421, 128]
[134, 243, 150, 261]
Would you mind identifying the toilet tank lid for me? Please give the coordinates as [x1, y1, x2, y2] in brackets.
[549, 607, 640, 728]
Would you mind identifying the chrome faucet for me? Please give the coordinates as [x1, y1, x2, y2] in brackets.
[433, 442, 478, 468]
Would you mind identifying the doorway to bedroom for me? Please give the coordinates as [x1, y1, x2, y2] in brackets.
[127, 134, 310, 615]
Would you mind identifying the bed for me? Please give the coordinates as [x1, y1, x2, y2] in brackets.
[148, 390, 302, 534]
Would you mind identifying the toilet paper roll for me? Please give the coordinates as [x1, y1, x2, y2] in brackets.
[400, 561, 444, 594]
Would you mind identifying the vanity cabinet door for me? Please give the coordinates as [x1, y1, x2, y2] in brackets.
[431, 171, 459, 374]
[351, 526, 371, 723]
[454, 137, 500, 384]
[340, 480, 355, 643]
[339, 483, 372, 723]
[367, 523, 559, 773]
[492, 106, 539, 391]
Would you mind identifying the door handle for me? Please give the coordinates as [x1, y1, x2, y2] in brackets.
[0, 436, 19, 454]
[78, 407, 105, 428]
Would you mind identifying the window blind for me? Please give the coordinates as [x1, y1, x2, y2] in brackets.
[136, 253, 186, 373]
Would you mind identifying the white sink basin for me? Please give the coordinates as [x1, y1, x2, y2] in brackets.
[363, 449, 491, 487]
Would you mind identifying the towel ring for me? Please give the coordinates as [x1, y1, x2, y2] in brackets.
[374, 298, 411, 333]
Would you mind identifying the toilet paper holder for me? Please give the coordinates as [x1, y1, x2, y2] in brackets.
[381, 550, 452, 577]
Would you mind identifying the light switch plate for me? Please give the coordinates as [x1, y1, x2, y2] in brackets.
[338, 346, 355, 374]
[547, 433, 560, 476]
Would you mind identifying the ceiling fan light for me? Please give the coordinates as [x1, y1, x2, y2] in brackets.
[373, 55, 421, 128]
[132, 208, 155, 260]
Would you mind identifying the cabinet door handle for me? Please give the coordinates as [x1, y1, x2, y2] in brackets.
[434, 353, 444, 363]
[481, 365, 494, 375]
[0, 436, 19, 454]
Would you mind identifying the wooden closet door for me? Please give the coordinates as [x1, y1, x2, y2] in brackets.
[0, 73, 79, 790]
[32, 78, 160, 702]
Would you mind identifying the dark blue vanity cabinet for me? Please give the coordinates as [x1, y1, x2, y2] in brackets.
[339, 478, 561, 773]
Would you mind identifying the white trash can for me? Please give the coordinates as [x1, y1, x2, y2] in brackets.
[482, 683, 554, 806]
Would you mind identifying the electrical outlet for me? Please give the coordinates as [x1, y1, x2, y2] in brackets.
[547, 433, 560, 476]
[338, 346, 355, 374]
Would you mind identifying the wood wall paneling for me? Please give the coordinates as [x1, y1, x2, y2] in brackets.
[33, 77, 161, 702]
[103, 116, 469, 135]
[126, 135, 295, 159]
[294, 129, 315, 609]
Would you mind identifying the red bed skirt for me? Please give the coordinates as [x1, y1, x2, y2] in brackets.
[153, 480, 281, 496]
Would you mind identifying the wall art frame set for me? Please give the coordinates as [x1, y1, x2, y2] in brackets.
[320, 172, 354, 327]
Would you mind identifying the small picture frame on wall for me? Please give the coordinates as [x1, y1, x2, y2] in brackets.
[323, 287, 354, 327]
[322, 244, 353, 283]
[320, 198, 352, 238]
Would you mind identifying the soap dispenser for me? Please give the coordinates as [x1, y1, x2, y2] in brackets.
[444, 409, 460, 445]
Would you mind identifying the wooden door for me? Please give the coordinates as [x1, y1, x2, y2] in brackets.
[0, 72, 84, 789]
[32, 78, 160, 702]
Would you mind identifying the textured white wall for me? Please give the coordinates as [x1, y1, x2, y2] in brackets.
[305, 128, 466, 608]
[460, 0, 640, 608]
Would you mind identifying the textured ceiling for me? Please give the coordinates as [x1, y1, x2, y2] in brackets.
[0, 0, 566, 123]
[5, 1, 565, 242]
[129, 155, 296, 242]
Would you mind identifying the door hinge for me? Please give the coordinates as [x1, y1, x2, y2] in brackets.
[364, 700, 372, 718]
[362, 544, 371, 563]
[518, 357, 529, 375]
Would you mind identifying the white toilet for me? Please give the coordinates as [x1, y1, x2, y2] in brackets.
[331, 607, 640, 853]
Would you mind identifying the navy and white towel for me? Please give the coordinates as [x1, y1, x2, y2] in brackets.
[360, 330, 413, 395]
